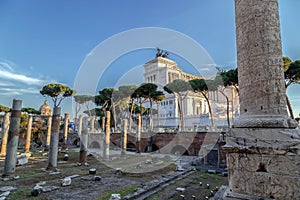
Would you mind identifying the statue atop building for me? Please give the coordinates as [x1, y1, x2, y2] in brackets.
[39, 100, 52, 116]
[156, 48, 169, 58]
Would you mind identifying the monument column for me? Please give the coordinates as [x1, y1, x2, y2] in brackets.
[234, 0, 297, 128]
[224, 0, 300, 199]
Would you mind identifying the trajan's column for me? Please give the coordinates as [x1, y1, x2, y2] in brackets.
[224, 0, 300, 199]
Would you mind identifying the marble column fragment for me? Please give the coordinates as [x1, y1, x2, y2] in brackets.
[0, 113, 10, 155]
[24, 115, 33, 153]
[63, 113, 69, 147]
[136, 115, 141, 153]
[105, 111, 111, 160]
[47, 107, 61, 171]
[46, 116, 52, 148]
[79, 117, 88, 164]
[2, 99, 22, 178]
[121, 119, 127, 155]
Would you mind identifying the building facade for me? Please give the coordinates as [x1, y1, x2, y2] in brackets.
[143, 56, 239, 131]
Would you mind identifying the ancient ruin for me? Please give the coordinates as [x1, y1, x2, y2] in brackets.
[224, 0, 300, 199]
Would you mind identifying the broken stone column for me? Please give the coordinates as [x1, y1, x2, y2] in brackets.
[79, 117, 88, 164]
[121, 119, 127, 155]
[2, 99, 22, 178]
[78, 115, 83, 136]
[224, 0, 300, 199]
[46, 116, 52, 148]
[101, 116, 105, 132]
[90, 115, 95, 132]
[47, 107, 61, 171]
[105, 111, 111, 160]
[63, 113, 69, 148]
[136, 115, 141, 153]
[0, 112, 10, 155]
[24, 115, 33, 153]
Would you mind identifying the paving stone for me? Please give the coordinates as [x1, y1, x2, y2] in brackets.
[42, 186, 60, 193]
[81, 176, 94, 181]
[94, 176, 102, 181]
[0, 186, 16, 192]
[176, 166, 184, 171]
[67, 174, 80, 179]
[114, 168, 123, 175]
[31, 185, 43, 196]
[207, 169, 217, 174]
[49, 172, 61, 175]
[16, 154, 28, 166]
[89, 168, 96, 174]
[109, 194, 121, 200]
[63, 154, 69, 161]
[0, 191, 10, 199]
[61, 177, 72, 187]
[221, 171, 228, 177]
[176, 187, 186, 192]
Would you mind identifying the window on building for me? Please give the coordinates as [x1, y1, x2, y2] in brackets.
[169, 100, 173, 104]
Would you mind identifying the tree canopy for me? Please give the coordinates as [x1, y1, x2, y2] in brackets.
[0, 105, 10, 113]
[164, 79, 191, 130]
[189, 78, 218, 129]
[21, 107, 41, 115]
[74, 94, 94, 105]
[40, 83, 76, 107]
[164, 79, 191, 94]
[74, 94, 94, 116]
[285, 60, 300, 87]
[95, 88, 114, 110]
[283, 56, 292, 72]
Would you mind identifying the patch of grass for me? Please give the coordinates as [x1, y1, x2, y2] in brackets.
[145, 170, 227, 200]
[96, 185, 139, 200]
[19, 170, 39, 179]
[7, 189, 33, 200]
[206, 173, 223, 184]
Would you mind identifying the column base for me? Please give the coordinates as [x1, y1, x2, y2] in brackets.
[224, 128, 300, 200]
[233, 115, 298, 128]
[223, 187, 274, 200]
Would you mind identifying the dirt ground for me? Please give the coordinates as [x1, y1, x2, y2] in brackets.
[0, 148, 227, 200]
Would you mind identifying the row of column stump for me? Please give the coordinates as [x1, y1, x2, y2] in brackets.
[0, 99, 143, 178]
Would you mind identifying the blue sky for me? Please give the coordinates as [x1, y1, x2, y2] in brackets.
[0, 0, 300, 119]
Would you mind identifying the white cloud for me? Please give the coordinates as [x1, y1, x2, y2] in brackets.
[0, 61, 14, 72]
[0, 59, 52, 86]
[0, 81, 14, 87]
[0, 69, 47, 85]
[0, 87, 39, 95]
[0, 59, 57, 99]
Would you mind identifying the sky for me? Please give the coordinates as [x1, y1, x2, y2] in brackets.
[0, 0, 300, 119]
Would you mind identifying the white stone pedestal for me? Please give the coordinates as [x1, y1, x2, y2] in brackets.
[223, 128, 300, 199]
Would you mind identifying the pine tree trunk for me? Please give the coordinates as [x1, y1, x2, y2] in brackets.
[129, 99, 134, 132]
[202, 92, 214, 130]
[286, 94, 294, 119]
[220, 90, 230, 128]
